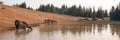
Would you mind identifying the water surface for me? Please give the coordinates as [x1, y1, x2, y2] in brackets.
[0, 23, 120, 40]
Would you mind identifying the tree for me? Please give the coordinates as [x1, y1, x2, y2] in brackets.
[77, 5, 82, 16]
[85, 8, 92, 18]
[110, 3, 120, 21]
[27, 7, 33, 10]
[103, 10, 108, 17]
[92, 7, 97, 19]
[96, 7, 104, 18]
[0, 1, 3, 4]
[60, 4, 67, 14]
[36, 5, 46, 12]
[18, 2, 27, 8]
[110, 6, 116, 21]
[115, 6, 120, 21]
[50, 4, 56, 13]
[68, 5, 79, 16]
[35, 4, 109, 19]
[13, 4, 19, 7]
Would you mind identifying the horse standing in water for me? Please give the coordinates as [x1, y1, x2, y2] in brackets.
[15, 20, 32, 30]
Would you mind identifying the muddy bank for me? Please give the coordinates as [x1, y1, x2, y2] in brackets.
[0, 21, 120, 32]
[0, 23, 41, 32]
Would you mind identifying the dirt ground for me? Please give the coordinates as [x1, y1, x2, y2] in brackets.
[0, 4, 110, 32]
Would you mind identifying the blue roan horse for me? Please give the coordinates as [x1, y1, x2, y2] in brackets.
[15, 20, 32, 30]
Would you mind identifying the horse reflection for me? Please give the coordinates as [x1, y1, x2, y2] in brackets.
[15, 29, 32, 40]
[15, 29, 32, 36]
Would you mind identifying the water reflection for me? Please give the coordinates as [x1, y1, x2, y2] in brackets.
[15, 30, 32, 40]
[110, 24, 120, 38]
[39, 23, 120, 40]
[0, 23, 120, 40]
[15, 30, 32, 35]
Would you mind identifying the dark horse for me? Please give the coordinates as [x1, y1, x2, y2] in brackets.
[15, 20, 32, 30]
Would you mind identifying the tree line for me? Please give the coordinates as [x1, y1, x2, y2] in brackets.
[0, 1, 3, 4]
[36, 4, 108, 19]
[110, 3, 120, 21]
[13, 2, 33, 10]
[12, 2, 120, 21]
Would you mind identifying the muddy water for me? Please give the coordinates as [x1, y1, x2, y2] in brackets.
[0, 23, 120, 40]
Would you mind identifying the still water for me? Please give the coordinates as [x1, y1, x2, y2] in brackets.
[0, 23, 120, 40]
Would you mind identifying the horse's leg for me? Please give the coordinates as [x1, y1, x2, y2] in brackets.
[53, 20, 56, 24]
[15, 22, 18, 30]
[50, 20, 52, 24]
[54, 21, 56, 24]
[47, 21, 50, 24]
[52, 20, 54, 24]
[23, 26, 26, 30]
[15, 25, 18, 29]
[52, 21, 54, 24]
[15, 24, 19, 30]
[23, 25, 27, 30]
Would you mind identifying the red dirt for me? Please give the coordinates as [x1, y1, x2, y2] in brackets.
[0, 4, 110, 31]
[0, 4, 78, 29]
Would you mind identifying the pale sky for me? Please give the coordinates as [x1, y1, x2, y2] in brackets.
[1, 0, 120, 11]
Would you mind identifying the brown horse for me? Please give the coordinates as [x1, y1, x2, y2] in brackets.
[44, 19, 57, 24]
[15, 20, 32, 30]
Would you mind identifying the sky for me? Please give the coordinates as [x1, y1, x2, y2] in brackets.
[0, 0, 120, 11]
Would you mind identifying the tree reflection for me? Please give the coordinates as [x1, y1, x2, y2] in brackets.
[38, 22, 120, 40]
[39, 23, 109, 36]
[110, 24, 120, 38]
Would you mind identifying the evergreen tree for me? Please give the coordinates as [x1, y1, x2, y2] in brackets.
[35, 4, 109, 19]
[0, 1, 3, 4]
[18, 2, 27, 8]
[110, 3, 120, 21]
[36, 5, 46, 12]
[96, 7, 104, 18]
[103, 10, 108, 17]
[110, 6, 115, 21]
[27, 7, 33, 10]
[61, 4, 67, 14]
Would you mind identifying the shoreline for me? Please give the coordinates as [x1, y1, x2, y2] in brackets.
[0, 21, 120, 32]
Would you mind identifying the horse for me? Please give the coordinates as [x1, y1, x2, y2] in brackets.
[44, 19, 57, 24]
[15, 20, 32, 30]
